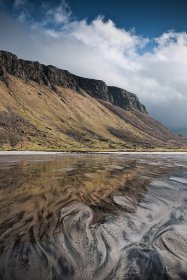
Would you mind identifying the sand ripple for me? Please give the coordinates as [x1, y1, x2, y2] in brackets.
[0, 153, 187, 279]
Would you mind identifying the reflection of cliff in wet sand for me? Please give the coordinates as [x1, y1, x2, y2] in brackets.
[0, 154, 187, 279]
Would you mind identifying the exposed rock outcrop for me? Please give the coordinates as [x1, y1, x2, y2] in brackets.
[108, 86, 147, 113]
[73, 76, 111, 101]
[0, 50, 147, 113]
[0, 51, 79, 90]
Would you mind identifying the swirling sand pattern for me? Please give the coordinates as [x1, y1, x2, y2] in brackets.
[0, 153, 187, 279]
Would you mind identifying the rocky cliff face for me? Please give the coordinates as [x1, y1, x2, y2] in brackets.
[73, 76, 111, 101]
[0, 51, 79, 90]
[108, 86, 147, 113]
[0, 50, 147, 113]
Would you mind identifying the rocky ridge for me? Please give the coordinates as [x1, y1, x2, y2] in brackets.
[0, 50, 147, 113]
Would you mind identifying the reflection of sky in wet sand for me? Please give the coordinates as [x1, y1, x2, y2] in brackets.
[0, 154, 187, 279]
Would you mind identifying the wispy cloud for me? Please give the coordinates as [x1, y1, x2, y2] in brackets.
[13, 0, 27, 9]
[46, 0, 72, 24]
[0, 1, 187, 130]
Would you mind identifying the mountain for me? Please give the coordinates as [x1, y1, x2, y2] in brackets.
[0, 50, 185, 151]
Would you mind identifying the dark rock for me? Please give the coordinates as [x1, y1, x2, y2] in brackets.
[0, 50, 147, 113]
[108, 86, 147, 113]
[0, 51, 79, 90]
[73, 76, 111, 101]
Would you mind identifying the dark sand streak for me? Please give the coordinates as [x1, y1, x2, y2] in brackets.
[0, 154, 187, 279]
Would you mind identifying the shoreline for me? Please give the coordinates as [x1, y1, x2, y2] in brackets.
[0, 151, 187, 155]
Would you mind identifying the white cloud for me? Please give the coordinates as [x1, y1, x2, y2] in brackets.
[47, 1, 71, 24]
[39, 0, 72, 27]
[13, 0, 27, 9]
[0, 5, 187, 131]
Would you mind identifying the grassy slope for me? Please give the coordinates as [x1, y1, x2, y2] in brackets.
[0, 75, 185, 151]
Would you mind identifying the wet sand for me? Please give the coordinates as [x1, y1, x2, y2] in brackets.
[0, 153, 187, 279]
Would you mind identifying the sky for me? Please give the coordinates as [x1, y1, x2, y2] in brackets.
[0, 0, 187, 134]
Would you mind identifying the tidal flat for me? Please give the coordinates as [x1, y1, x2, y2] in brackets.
[0, 152, 187, 280]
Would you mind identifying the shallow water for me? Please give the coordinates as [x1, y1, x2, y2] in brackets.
[0, 153, 187, 280]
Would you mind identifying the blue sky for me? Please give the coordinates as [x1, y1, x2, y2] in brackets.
[0, 0, 187, 133]
[2, 0, 187, 37]
[68, 0, 187, 37]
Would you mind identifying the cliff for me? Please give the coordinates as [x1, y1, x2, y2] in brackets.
[0, 50, 185, 151]
[0, 50, 147, 113]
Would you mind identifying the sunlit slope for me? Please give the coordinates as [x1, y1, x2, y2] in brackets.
[0, 75, 183, 150]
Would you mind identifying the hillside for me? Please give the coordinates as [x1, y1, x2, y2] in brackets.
[0, 50, 185, 151]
